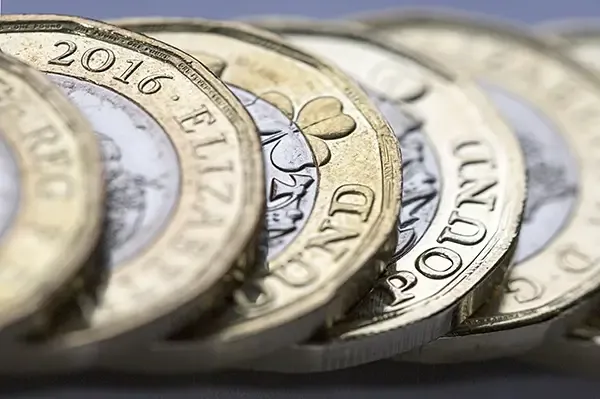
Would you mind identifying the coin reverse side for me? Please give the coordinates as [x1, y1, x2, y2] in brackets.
[0, 15, 264, 372]
[361, 9, 600, 362]
[109, 17, 402, 372]
[0, 46, 103, 344]
[236, 19, 525, 372]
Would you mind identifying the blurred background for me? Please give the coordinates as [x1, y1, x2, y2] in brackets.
[3, 0, 600, 398]
[5, 0, 600, 23]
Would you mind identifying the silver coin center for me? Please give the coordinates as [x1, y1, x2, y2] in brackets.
[481, 82, 578, 264]
[230, 86, 318, 261]
[0, 134, 20, 244]
[49, 74, 181, 268]
[368, 93, 440, 260]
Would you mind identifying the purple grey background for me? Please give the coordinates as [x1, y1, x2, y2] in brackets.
[5, 0, 600, 23]
[3, 0, 600, 398]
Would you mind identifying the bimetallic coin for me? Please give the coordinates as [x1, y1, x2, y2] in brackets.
[109, 18, 402, 372]
[241, 19, 525, 372]
[360, 9, 600, 362]
[0, 15, 264, 372]
[522, 21, 600, 373]
[0, 48, 103, 343]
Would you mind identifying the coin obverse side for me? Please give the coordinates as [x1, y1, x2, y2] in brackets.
[359, 9, 600, 362]
[0, 15, 265, 372]
[107, 18, 402, 373]
[0, 46, 103, 346]
[233, 19, 525, 372]
[521, 21, 600, 373]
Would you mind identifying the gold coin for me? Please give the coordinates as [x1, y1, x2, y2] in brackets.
[0, 45, 103, 344]
[107, 17, 402, 373]
[234, 18, 525, 372]
[360, 9, 600, 362]
[0, 15, 264, 372]
[519, 20, 600, 373]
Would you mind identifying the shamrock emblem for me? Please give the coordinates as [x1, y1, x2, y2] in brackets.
[260, 91, 357, 169]
[192, 50, 359, 256]
[190, 50, 357, 168]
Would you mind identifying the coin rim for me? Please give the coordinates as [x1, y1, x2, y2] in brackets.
[0, 49, 105, 337]
[527, 19, 600, 371]
[359, 8, 600, 334]
[102, 17, 403, 370]
[0, 14, 266, 349]
[234, 18, 525, 371]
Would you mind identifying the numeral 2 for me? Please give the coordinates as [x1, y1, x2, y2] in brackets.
[47, 40, 173, 95]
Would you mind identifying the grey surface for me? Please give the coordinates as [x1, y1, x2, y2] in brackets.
[3, 0, 600, 397]
[0, 360, 598, 398]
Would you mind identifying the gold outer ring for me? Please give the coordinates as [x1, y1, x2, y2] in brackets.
[521, 20, 600, 372]
[0, 14, 264, 373]
[358, 8, 600, 362]
[0, 46, 104, 342]
[233, 18, 525, 372]
[103, 17, 402, 372]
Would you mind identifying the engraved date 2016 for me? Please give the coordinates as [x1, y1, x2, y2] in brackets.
[48, 40, 172, 95]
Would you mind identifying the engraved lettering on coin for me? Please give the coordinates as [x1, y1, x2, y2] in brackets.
[49, 73, 180, 267]
[322, 82, 440, 327]
[190, 50, 358, 263]
[481, 83, 578, 264]
[0, 135, 19, 243]
[229, 86, 318, 260]
[188, 48, 361, 262]
[289, 59, 440, 321]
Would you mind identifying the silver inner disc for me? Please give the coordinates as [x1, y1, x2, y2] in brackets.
[230, 85, 318, 261]
[481, 82, 578, 264]
[50, 73, 181, 268]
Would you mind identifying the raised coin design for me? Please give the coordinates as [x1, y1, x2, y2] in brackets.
[0, 48, 103, 344]
[110, 18, 402, 372]
[361, 9, 600, 362]
[230, 85, 318, 261]
[0, 15, 264, 372]
[241, 19, 525, 372]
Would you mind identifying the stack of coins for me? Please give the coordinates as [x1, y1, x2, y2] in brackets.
[0, 9, 598, 377]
